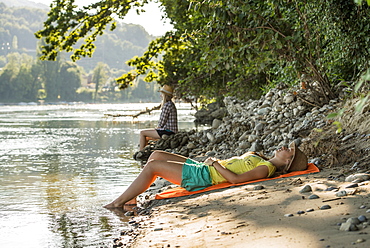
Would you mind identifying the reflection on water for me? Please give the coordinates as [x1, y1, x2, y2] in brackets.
[0, 103, 196, 248]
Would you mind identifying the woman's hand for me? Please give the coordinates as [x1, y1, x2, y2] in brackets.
[204, 157, 217, 166]
[206, 157, 269, 184]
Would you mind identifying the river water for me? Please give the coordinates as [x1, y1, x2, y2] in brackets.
[0, 103, 197, 248]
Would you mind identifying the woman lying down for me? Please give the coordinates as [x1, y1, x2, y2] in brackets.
[104, 141, 308, 209]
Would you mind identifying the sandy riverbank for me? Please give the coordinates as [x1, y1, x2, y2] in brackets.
[114, 166, 370, 248]
[112, 94, 370, 248]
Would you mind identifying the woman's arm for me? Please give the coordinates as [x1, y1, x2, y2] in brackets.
[157, 102, 170, 128]
[206, 158, 269, 184]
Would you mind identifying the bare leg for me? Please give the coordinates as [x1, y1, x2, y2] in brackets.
[104, 158, 183, 209]
[148, 150, 187, 163]
[140, 129, 160, 150]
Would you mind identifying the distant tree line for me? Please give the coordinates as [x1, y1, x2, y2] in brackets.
[0, 51, 160, 103]
[0, 2, 160, 103]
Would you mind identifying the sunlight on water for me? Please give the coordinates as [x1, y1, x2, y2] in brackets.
[0, 103, 197, 248]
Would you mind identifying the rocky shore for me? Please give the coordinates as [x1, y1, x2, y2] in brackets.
[114, 83, 370, 247]
[134, 83, 369, 167]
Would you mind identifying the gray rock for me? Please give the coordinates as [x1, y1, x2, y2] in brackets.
[284, 93, 295, 104]
[345, 173, 370, 183]
[355, 239, 366, 244]
[207, 132, 215, 142]
[310, 157, 321, 165]
[350, 162, 360, 171]
[336, 191, 347, 197]
[170, 139, 180, 149]
[211, 109, 227, 119]
[340, 222, 359, 231]
[347, 217, 361, 225]
[253, 185, 264, 190]
[345, 183, 358, 188]
[212, 119, 223, 129]
[238, 132, 249, 141]
[293, 138, 302, 146]
[325, 186, 339, 191]
[248, 135, 258, 142]
[135, 151, 143, 159]
[187, 143, 196, 149]
[308, 194, 320, 199]
[358, 215, 367, 223]
[249, 142, 263, 152]
[206, 151, 216, 157]
[254, 123, 264, 131]
[257, 107, 271, 115]
[320, 205, 331, 210]
[342, 134, 354, 141]
[180, 136, 189, 146]
[299, 185, 312, 193]
[238, 141, 250, 149]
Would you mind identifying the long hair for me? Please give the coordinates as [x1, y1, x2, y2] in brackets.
[160, 93, 173, 109]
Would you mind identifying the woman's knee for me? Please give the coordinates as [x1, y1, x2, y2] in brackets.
[143, 159, 161, 173]
[148, 150, 165, 160]
[140, 129, 147, 137]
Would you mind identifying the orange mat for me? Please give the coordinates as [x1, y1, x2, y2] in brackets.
[155, 163, 319, 200]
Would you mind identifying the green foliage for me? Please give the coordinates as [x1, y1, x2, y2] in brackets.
[36, 0, 370, 104]
[332, 121, 343, 133]
[76, 87, 94, 102]
[119, 0, 370, 102]
[1, 3, 153, 73]
[116, 32, 181, 88]
[0, 52, 82, 103]
[58, 61, 82, 101]
[39, 56, 82, 102]
[0, 3, 157, 103]
[0, 51, 161, 103]
[355, 0, 370, 5]
[355, 68, 370, 112]
[92, 62, 109, 102]
[325, 67, 369, 133]
[0, 53, 41, 102]
[35, 0, 149, 61]
[37, 89, 46, 100]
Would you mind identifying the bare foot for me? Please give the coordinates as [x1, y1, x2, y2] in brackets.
[103, 198, 137, 209]
[103, 202, 122, 209]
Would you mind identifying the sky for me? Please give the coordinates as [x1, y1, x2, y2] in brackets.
[32, 0, 174, 36]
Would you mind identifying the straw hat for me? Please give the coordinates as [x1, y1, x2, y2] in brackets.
[159, 85, 174, 97]
[284, 141, 308, 172]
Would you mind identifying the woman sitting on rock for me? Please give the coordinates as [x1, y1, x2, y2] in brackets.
[139, 85, 178, 150]
[104, 141, 307, 209]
